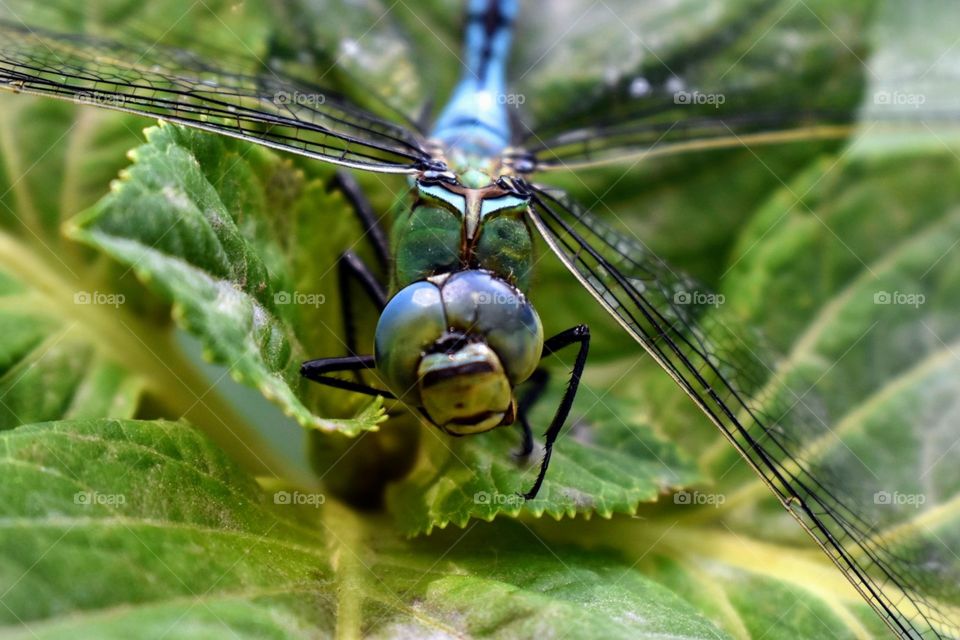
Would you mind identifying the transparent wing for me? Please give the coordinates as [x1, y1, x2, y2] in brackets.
[0, 20, 432, 174]
[520, 110, 856, 171]
[526, 184, 959, 639]
[512, 0, 871, 171]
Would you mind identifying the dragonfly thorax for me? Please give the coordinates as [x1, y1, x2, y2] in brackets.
[374, 270, 544, 435]
[392, 177, 534, 290]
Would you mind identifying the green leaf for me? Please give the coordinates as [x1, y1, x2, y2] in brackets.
[523, 0, 880, 363]
[66, 124, 384, 436]
[0, 99, 149, 428]
[0, 93, 290, 474]
[0, 418, 728, 639]
[0, 250, 143, 426]
[699, 135, 960, 622]
[519, 4, 960, 633]
[605, 98, 960, 639]
[537, 518, 892, 639]
[387, 382, 700, 535]
[515, 0, 872, 135]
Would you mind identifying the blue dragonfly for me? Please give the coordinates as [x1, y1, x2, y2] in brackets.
[0, 0, 955, 637]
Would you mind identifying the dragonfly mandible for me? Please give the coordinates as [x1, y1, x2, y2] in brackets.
[0, 0, 955, 637]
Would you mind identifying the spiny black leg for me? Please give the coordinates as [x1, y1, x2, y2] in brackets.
[516, 406, 534, 459]
[329, 171, 390, 271]
[328, 170, 389, 358]
[338, 250, 387, 358]
[515, 368, 549, 458]
[307, 174, 390, 394]
[521, 325, 590, 500]
[301, 355, 395, 399]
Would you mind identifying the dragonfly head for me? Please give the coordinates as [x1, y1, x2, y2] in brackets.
[374, 271, 544, 435]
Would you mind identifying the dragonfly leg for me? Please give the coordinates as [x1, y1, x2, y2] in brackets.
[329, 170, 390, 270]
[514, 368, 549, 458]
[338, 250, 387, 358]
[309, 174, 390, 395]
[300, 355, 394, 399]
[329, 170, 390, 359]
[520, 324, 590, 500]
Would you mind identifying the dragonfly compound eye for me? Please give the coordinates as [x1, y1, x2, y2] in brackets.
[439, 271, 544, 386]
[374, 281, 447, 403]
[374, 271, 543, 434]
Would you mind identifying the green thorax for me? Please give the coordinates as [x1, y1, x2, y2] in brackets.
[391, 176, 534, 292]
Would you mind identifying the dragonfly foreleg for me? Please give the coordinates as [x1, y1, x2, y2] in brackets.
[303, 174, 391, 401]
[337, 250, 387, 359]
[300, 355, 395, 399]
[520, 324, 590, 500]
[329, 170, 390, 361]
[329, 171, 390, 270]
[514, 368, 549, 458]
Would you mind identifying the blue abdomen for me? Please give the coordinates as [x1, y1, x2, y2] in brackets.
[431, 0, 518, 157]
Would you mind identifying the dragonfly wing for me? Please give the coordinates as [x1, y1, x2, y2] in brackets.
[526, 183, 957, 638]
[516, 0, 870, 171]
[522, 110, 856, 171]
[268, 0, 459, 128]
[0, 20, 431, 174]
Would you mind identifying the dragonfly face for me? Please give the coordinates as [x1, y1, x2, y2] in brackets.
[374, 270, 543, 435]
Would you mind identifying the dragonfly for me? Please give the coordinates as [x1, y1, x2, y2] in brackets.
[0, 0, 955, 637]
